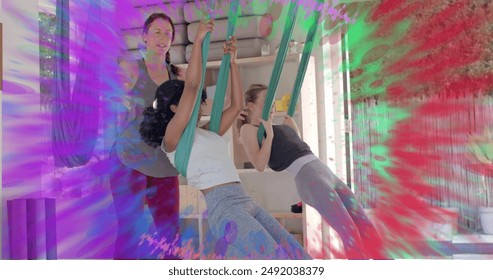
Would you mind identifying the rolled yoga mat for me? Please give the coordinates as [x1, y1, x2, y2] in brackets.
[183, 0, 269, 23]
[121, 24, 189, 49]
[187, 15, 271, 43]
[185, 37, 267, 62]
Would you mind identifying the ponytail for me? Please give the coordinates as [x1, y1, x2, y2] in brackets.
[166, 51, 182, 78]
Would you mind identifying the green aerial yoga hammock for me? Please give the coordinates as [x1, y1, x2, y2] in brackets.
[209, 0, 240, 133]
[257, 1, 299, 143]
[176, 0, 320, 174]
[175, 0, 240, 175]
[257, 0, 323, 143]
[287, 1, 323, 117]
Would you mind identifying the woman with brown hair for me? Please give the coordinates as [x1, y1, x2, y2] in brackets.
[237, 84, 389, 259]
[110, 13, 182, 259]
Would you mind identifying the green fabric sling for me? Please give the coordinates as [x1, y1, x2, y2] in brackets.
[175, 1, 216, 176]
[287, 0, 323, 117]
[257, 1, 299, 143]
[208, 0, 241, 133]
[175, 0, 241, 175]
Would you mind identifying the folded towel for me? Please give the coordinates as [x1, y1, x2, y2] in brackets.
[117, 2, 186, 30]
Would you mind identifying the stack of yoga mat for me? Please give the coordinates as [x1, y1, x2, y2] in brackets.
[184, 0, 271, 62]
[116, 0, 273, 64]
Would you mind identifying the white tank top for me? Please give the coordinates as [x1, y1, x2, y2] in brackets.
[163, 128, 240, 190]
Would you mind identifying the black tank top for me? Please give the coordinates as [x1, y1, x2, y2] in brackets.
[267, 125, 312, 171]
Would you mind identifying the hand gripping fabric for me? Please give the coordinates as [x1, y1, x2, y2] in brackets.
[175, 1, 216, 176]
[208, 0, 241, 133]
[175, 1, 241, 175]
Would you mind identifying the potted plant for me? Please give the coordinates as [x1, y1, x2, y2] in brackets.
[468, 128, 493, 234]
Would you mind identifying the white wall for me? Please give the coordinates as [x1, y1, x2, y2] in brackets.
[2, 0, 43, 259]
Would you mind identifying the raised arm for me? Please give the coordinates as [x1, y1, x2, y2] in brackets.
[216, 37, 244, 135]
[239, 118, 274, 172]
[164, 20, 214, 152]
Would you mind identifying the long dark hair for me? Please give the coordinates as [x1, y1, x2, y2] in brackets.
[140, 80, 207, 148]
[143, 13, 181, 77]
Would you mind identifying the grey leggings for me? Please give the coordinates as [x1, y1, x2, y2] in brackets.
[204, 184, 311, 260]
[294, 158, 385, 259]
